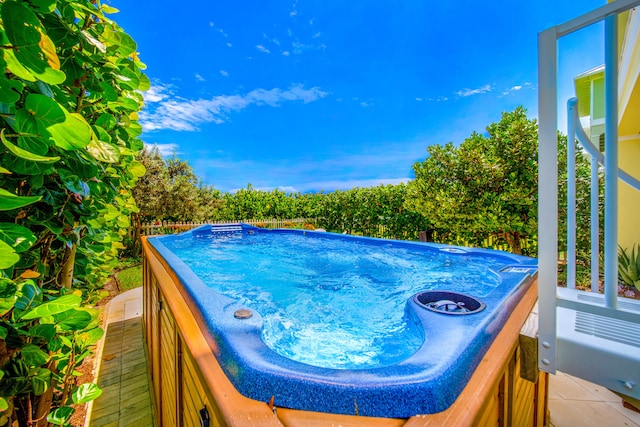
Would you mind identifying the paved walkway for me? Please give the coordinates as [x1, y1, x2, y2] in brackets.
[86, 288, 640, 426]
[549, 371, 640, 427]
[87, 288, 154, 427]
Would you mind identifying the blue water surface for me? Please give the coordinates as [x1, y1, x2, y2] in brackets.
[162, 232, 508, 370]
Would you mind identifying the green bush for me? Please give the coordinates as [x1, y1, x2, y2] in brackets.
[0, 0, 146, 425]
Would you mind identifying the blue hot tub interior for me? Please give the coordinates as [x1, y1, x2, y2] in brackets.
[148, 224, 537, 418]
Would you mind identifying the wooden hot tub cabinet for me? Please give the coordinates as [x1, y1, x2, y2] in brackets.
[142, 237, 548, 427]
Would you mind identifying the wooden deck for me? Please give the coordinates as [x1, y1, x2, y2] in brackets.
[87, 288, 155, 427]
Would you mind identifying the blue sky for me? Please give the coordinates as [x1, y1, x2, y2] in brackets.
[112, 0, 606, 193]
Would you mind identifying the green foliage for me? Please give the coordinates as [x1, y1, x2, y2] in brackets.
[405, 106, 595, 257]
[619, 244, 640, 291]
[0, 0, 146, 424]
[208, 183, 428, 240]
[405, 107, 538, 254]
[133, 146, 221, 222]
[311, 184, 429, 239]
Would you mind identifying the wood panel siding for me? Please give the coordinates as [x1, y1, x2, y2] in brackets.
[160, 295, 179, 426]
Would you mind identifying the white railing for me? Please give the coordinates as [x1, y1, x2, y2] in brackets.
[538, 0, 640, 401]
[566, 98, 640, 292]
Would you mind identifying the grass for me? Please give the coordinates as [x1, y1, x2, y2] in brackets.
[116, 264, 142, 291]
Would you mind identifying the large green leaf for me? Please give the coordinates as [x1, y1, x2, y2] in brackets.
[0, 223, 36, 253]
[102, 26, 137, 56]
[76, 327, 104, 348]
[4, 156, 55, 176]
[30, 368, 50, 396]
[29, 324, 56, 341]
[20, 294, 81, 320]
[47, 110, 92, 150]
[15, 281, 42, 311]
[138, 73, 151, 91]
[58, 169, 90, 196]
[0, 1, 64, 84]
[54, 308, 92, 331]
[129, 160, 146, 178]
[0, 78, 24, 104]
[1, 33, 36, 82]
[0, 188, 41, 211]
[116, 67, 139, 90]
[1, 129, 60, 163]
[47, 406, 74, 426]
[95, 113, 116, 130]
[86, 140, 119, 163]
[0, 240, 19, 269]
[21, 344, 50, 367]
[25, 93, 65, 125]
[72, 383, 102, 404]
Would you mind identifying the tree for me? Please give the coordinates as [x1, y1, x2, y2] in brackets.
[0, 1, 146, 424]
[133, 147, 221, 222]
[405, 106, 593, 256]
[132, 146, 168, 222]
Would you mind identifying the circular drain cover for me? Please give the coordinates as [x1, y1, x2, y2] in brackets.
[414, 291, 486, 315]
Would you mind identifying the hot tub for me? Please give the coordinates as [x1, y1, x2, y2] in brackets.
[142, 224, 546, 426]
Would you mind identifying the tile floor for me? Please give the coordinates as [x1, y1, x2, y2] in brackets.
[549, 371, 640, 427]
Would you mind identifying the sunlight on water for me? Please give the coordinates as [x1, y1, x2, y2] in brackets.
[163, 233, 505, 369]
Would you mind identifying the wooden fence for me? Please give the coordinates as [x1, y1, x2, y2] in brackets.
[138, 218, 317, 236]
[134, 218, 533, 254]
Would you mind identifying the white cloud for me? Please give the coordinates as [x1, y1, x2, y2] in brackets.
[415, 97, 423, 101]
[256, 44, 270, 54]
[292, 40, 306, 54]
[501, 82, 534, 96]
[312, 32, 321, 38]
[282, 51, 291, 56]
[144, 142, 181, 156]
[360, 101, 372, 108]
[456, 84, 492, 97]
[195, 73, 205, 82]
[272, 38, 280, 46]
[140, 84, 329, 132]
[427, 96, 449, 102]
[142, 83, 172, 103]
[226, 42, 233, 48]
[209, 22, 214, 28]
[220, 70, 229, 77]
[218, 28, 228, 37]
